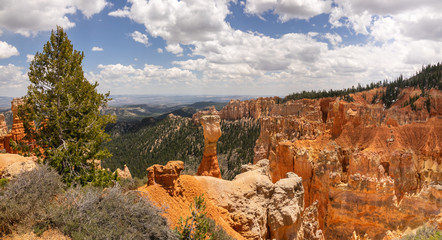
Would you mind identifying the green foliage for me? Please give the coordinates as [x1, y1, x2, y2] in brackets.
[51, 186, 176, 240]
[402, 94, 420, 108]
[371, 91, 380, 104]
[175, 195, 233, 240]
[343, 94, 355, 102]
[0, 178, 8, 188]
[18, 26, 115, 186]
[425, 97, 432, 113]
[401, 224, 441, 240]
[0, 165, 64, 236]
[102, 116, 260, 180]
[217, 119, 260, 180]
[381, 85, 400, 108]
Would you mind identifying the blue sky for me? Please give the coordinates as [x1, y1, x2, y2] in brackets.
[1, 0, 442, 97]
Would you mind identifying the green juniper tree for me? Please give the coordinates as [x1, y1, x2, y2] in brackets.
[18, 26, 116, 186]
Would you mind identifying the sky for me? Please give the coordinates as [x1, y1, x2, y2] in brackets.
[0, 0, 442, 98]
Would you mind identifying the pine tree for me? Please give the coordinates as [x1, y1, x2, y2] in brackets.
[18, 26, 116, 186]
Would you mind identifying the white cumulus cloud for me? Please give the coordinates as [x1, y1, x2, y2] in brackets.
[165, 43, 183, 55]
[0, 0, 109, 36]
[244, 0, 332, 21]
[0, 64, 28, 96]
[109, 0, 232, 44]
[0, 41, 19, 59]
[73, 0, 109, 18]
[26, 54, 35, 62]
[130, 31, 149, 46]
[87, 63, 198, 94]
[92, 46, 104, 51]
[103, 0, 442, 96]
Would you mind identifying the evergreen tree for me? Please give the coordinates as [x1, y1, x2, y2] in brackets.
[18, 26, 116, 186]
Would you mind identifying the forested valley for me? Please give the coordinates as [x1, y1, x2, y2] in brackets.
[102, 114, 260, 180]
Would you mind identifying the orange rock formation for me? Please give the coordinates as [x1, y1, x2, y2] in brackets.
[0, 114, 8, 150]
[199, 87, 442, 239]
[0, 98, 35, 154]
[146, 160, 184, 196]
[197, 115, 222, 178]
[115, 164, 132, 179]
[140, 160, 324, 240]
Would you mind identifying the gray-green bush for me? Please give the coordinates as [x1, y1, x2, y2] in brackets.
[0, 165, 64, 236]
[0, 164, 177, 239]
[400, 224, 441, 240]
[51, 185, 177, 240]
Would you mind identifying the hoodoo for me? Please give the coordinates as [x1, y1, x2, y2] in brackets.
[197, 114, 222, 178]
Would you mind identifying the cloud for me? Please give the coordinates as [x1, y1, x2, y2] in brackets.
[330, 0, 442, 41]
[0, 64, 28, 96]
[92, 46, 104, 51]
[109, 0, 232, 44]
[323, 33, 342, 47]
[165, 43, 183, 55]
[0, 41, 19, 59]
[130, 31, 149, 46]
[244, 0, 332, 21]
[104, 0, 442, 96]
[0, 0, 108, 36]
[73, 0, 109, 18]
[87, 63, 198, 94]
[26, 54, 35, 62]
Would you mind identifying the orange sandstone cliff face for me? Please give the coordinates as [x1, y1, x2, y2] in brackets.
[213, 88, 442, 239]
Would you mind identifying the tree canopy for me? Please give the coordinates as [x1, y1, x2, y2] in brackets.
[18, 26, 116, 185]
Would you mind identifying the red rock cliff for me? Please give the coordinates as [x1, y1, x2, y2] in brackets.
[210, 88, 442, 239]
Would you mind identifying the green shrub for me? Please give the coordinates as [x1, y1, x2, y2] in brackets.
[51, 185, 176, 240]
[176, 195, 233, 240]
[0, 165, 64, 236]
[401, 224, 441, 240]
[0, 178, 8, 188]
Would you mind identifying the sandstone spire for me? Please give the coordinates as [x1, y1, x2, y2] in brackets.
[0, 114, 7, 137]
[197, 115, 222, 178]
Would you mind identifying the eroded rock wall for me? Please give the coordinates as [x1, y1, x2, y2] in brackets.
[210, 88, 442, 239]
[142, 160, 324, 240]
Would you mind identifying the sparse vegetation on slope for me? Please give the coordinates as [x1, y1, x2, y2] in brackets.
[102, 116, 260, 180]
[0, 165, 63, 236]
[0, 164, 176, 239]
[176, 195, 233, 240]
[400, 224, 441, 240]
[284, 63, 442, 108]
[51, 185, 176, 240]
